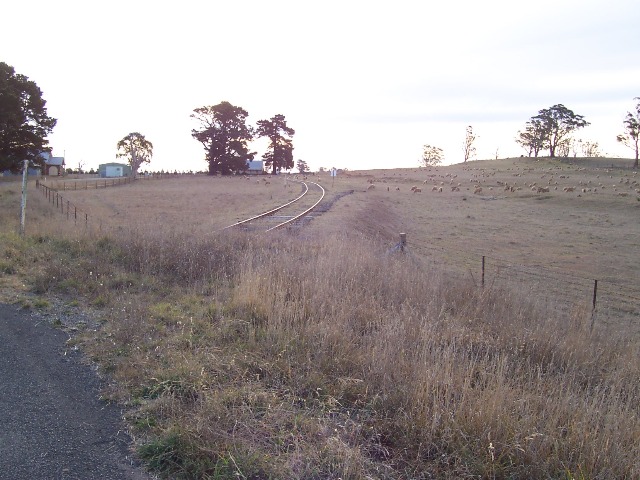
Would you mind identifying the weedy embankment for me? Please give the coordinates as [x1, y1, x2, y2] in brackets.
[1, 180, 638, 479]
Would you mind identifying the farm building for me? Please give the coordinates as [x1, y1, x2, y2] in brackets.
[245, 160, 264, 174]
[98, 163, 131, 178]
[41, 152, 65, 176]
[1, 152, 63, 176]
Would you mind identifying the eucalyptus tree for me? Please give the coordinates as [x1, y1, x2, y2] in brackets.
[421, 144, 444, 166]
[616, 97, 640, 169]
[463, 126, 476, 163]
[532, 104, 589, 158]
[516, 118, 547, 157]
[116, 132, 153, 176]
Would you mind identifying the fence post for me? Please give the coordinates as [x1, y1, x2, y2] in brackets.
[19, 159, 28, 236]
[399, 233, 407, 253]
[481, 256, 485, 288]
[66, 201, 70, 219]
[590, 279, 598, 332]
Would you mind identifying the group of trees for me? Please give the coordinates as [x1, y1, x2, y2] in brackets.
[516, 104, 590, 158]
[191, 101, 295, 175]
[422, 99, 639, 168]
[421, 125, 477, 167]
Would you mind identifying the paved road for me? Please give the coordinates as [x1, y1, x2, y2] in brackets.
[0, 303, 152, 480]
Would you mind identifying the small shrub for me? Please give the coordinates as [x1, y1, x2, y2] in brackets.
[33, 297, 50, 309]
[0, 259, 16, 275]
[92, 295, 108, 308]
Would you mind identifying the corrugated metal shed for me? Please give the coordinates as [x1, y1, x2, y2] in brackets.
[98, 162, 132, 178]
[246, 160, 264, 173]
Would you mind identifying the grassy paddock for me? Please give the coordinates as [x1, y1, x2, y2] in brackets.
[1, 163, 639, 478]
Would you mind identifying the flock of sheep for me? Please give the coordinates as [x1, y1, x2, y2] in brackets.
[363, 164, 639, 200]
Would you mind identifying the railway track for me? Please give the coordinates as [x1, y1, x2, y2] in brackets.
[223, 181, 326, 232]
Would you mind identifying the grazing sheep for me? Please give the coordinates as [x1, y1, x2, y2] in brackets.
[367, 184, 375, 191]
[563, 187, 575, 192]
[474, 187, 482, 194]
[413, 188, 422, 193]
[432, 186, 439, 191]
[411, 185, 418, 191]
[536, 186, 549, 193]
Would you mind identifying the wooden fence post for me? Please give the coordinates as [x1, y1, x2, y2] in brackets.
[590, 279, 598, 332]
[481, 256, 485, 288]
[399, 232, 407, 253]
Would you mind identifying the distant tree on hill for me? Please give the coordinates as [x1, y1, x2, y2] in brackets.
[0, 62, 57, 173]
[516, 118, 547, 157]
[256, 114, 295, 175]
[463, 126, 476, 163]
[296, 159, 309, 173]
[616, 97, 640, 169]
[191, 101, 255, 175]
[532, 104, 589, 158]
[421, 144, 444, 166]
[117, 132, 153, 177]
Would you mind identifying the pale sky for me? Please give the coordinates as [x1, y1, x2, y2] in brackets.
[2, 0, 639, 172]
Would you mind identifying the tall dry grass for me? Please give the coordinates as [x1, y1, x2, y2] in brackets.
[2, 179, 638, 478]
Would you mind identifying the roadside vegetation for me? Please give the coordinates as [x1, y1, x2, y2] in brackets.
[1, 176, 639, 479]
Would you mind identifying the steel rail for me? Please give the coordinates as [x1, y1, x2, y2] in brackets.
[266, 182, 325, 232]
[222, 181, 309, 230]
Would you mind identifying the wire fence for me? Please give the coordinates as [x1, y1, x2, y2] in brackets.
[399, 234, 640, 333]
[35, 174, 181, 229]
[36, 181, 93, 227]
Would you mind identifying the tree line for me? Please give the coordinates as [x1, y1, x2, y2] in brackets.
[1, 61, 638, 174]
[190, 102, 295, 175]
[422, 101, 639, 169]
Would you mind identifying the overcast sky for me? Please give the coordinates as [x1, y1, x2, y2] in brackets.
[2, 0, 639, 172]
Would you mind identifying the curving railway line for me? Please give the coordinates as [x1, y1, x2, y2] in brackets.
[223, 181, 326, 232]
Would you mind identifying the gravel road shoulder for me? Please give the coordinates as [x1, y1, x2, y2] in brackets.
[0, 302, 153, 480]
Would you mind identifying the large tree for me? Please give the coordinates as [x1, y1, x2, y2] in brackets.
[191, 101, 254, 175]
[0, 62, 57, 173]
[532, 104, 589, 158]
[616, 97, 639, 169]
[255, 114, 295, 175]
[515, 118, 547, 157]
[116, 132, 153, 177]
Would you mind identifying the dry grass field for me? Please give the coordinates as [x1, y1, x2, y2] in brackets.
[48, 157, 640, 332]
[1, 157, 639, 479]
